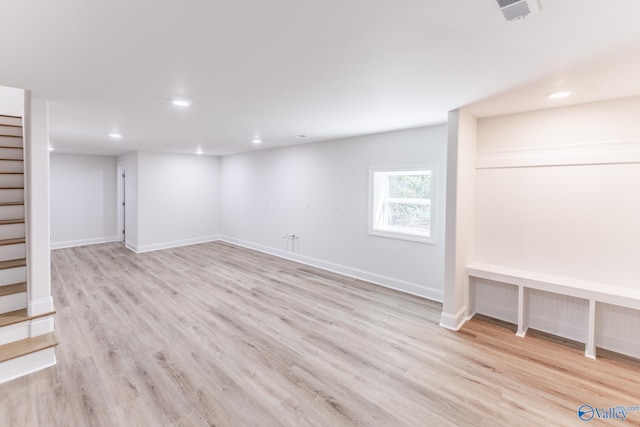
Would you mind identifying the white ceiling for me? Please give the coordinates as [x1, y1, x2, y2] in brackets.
[2, 0, 640, 156]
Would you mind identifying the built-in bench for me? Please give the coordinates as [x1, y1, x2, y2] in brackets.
[466, 262, 640, 359]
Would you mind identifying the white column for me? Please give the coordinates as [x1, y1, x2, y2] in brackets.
[440, 109, 478, 331]
[23, 92, 54, 317]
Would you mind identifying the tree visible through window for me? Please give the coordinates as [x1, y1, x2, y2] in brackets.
[369, 168, 434, 243]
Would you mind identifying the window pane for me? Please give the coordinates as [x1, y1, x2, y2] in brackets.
[387, 202, 430, 231]
[387, 173, 431, 199]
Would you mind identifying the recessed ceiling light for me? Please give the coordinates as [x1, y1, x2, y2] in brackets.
[292, 134, 308, 139]
[109, 132, 122, 139]
[252, 138, 262, 144]
[196, 148, 203, 155]
[547, 90, 572, 99]
[48, 146, 54, 151]
[171, 98, 192, 107]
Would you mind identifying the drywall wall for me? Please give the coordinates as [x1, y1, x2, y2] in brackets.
[474, 95, 640, 357]
[134, 151, 220, 252]
[220, 125, 447, 300]
[476, 96, 640, 287]
[50, 153, 118, 248]
[0, 85, 23, 117]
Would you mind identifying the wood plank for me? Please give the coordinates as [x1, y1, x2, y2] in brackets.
[0, 309, 56, 328]
[0, 332, 58, 363]
[0, 217, 25, 224]
[0, 241, 638, 425]
[0, 282, 26, 297]
[0, 237, 25, 246]
[0, 258, 26, 270]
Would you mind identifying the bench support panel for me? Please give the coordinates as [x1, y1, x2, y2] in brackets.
[516, 285, 528, 338]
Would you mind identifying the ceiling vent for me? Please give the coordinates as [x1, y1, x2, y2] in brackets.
[488, 0, 541, 21]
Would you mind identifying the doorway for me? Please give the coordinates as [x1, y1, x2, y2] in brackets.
[117, 164, 126, 243]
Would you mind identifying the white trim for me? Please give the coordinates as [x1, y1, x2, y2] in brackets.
[368, 165, 437, 245]
[117, 163, 126, 243]
[596, 332, 640, 360]
[527, 314, 588, 343]
[127, 235, 222, 254]
[476, 139, 640, 169]
[50, 235, 120, 250]
[474, 301, 518, 324]
[220, 235, 443, 302]
[439, 306, 468, 331]
[30, 316, 55, 337]
[28, 296, 54, 316]
[0, 347, 56, 385]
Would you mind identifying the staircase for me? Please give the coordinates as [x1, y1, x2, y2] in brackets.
[0, 114, 57, 384]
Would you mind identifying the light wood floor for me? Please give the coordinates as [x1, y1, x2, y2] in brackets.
[1, 242, 638, 426]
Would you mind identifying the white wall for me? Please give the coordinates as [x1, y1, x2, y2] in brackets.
[50, 154, 118, 248]
[0, 86, 23, 116]
[135, 151, 220, 252]
[476, 96, 640, 287]
[474, 95, 640, 357]
[220, 125, 447, 300]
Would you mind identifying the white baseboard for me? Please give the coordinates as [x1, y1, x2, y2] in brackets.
[0, 347, 56, 385]
[440, 306, 468, 331]
[596, 333, 640, 359]
[50, 235, 120, 250]
[527, 315, 588, 343]
[220, 235, 443, 302]
[126, 235, 222, 254]
[475, 302, 518, 325]
[28, 296, 54, 315]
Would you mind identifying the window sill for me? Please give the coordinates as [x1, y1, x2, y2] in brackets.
[368, 229, 436, 244]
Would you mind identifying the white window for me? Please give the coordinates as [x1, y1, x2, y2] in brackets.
[369, 167, 435, 243]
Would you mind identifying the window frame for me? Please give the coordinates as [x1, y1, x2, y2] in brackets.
[368, 165, 436, 244]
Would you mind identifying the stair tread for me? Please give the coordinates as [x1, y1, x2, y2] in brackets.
[0, 202, 23, 206]
[0, 282, 27, 297]
[0, 219, 24, 225]
[0, 158, 23, 161]
[0, 135, 22, 139]
[0, 115, 21, 119]
[0, 309, 56, 329]
[0, 124, 22, 128]
[0, 187, 24, 190]
[0, 238, 25, 246]
[0, 146, 23, 149]
[0, 172, 23, 175]
[0, 259, 26, 270]
[0, 332, 58, 364]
